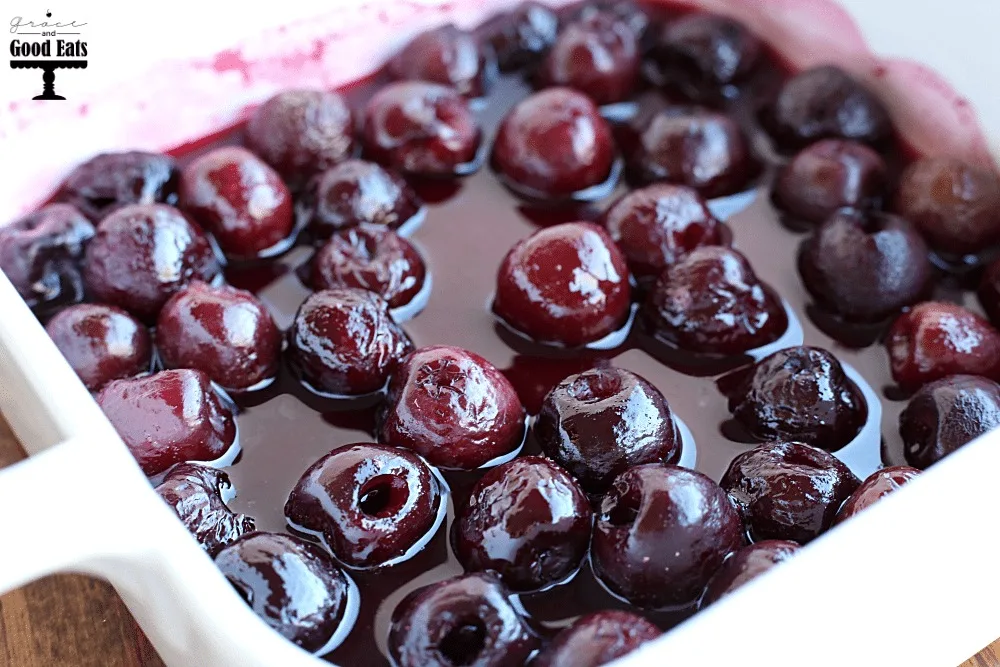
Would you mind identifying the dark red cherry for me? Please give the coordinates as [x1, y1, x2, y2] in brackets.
[215, 532, 350, 654]
[642, 246, 787, 356]
[154, 462, 255, 556]
[179, 146, 295, 259]
[575, 1, 650, 42]
[592, 463, 743, 608]
[362, 81, 481, 177]
[453, 456, 591, 591]
[379, 345, 525, 469]
[287, 288, 413, 396]
[650, 14, 761, 97]
[537, 12, 640, 105]
[297, 159, 422, 239]
[55, 151, 179, 223]
[773, 140, 886, 225]
[500, 355, 607, 415]
[700, 540, 800, 607]
[894, 157, 1000, 256]
[45, 303, 152, 391]
[0, 204, 94, 311]
[623, 107, 752, 198]
[82, 204, 220, 322]
[885, 302, 1000, 389]
[492, 88, 616, 199]
[798, 210, 931, 322]
[285, 443, 442, 568]
[96, 369, 236, 477]
[720, 346, 867, 451]
[720, 441, 860, 543]
[834, 465, 921, 524]
[156, 281, 282, 391]
[493, 222, 631, 347]
[603, 183, 724, 282]
[533, 610, 661, 667]
[533, 367, 681, 493]
[899, 375, 1000, 469]
[389, 24, 492, 98]
[310, 225, 426, 309]
[389, 573, 538, 667]
[484, 2, 560, 72]
[244, 89, 356, 192]
[764, 66, 892, 150]
[979, 258, 1000, 326]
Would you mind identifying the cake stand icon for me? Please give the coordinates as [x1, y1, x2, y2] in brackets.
[9, 60, 88, 100]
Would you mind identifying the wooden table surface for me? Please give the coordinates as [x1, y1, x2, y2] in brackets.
[0, 416, 996, 667]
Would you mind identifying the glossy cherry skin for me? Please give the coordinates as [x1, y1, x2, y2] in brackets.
[538, 12, 640, 105]
[533, 367, 681, 494]
[297, 159, 422, 239]
[453, 456, 592, 591]
[492, 88, 615, 199]
[493, 222, 631, 347]
[484, 2, 560, 72]
[389, 24, 492, 98]
[979, 258, 1000, 326]
[720, 346, 867, 451]
[500, 355, 606, 416]
[390, 573, 538, 667]
[899, 375, 1000, 469]
[287, 288, 413, 396]
[154, 462, 256, 556]
[362, 81, 481, 177]
[764, 66, 892, 151]
[574, 1, 650, 42]
[720, 441, 860, 543]
[82, 204, 221, 322]
[215, 532, 350, 654]
[773, 140, 886, 225]
[642, 246, 787, 356]
[156, 281, 282, 391]
[285, 443, 441, 568]
[592, 463, 743, 609]
[45, 303, 152, 391]
[179, 146, 295, 259]
[700, 540, 800, 607]
[894, 157, 1000, 256]
[245, 89, 356, 192]
[623, 108, 751, 198]
[55, 151, 179, 222]
[379, 345, 525, 469]
[834, 465, 921, 524]
[603, 183, 724, 282]
[0, 204, 95, 311]
[96, 369, 236, 477]
[533, 610, 661, 667]
[885, 302, 1000, 389]
[650, 14, 761, 98]
[798, 210, 932, 322]
[310, 225, 426, 309]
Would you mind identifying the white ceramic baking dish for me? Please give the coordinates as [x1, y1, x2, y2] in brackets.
[1, 1, 999, 665]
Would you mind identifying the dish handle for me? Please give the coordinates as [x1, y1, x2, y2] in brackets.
[0, 432, 326, 667]
[0, 434, 159, 595]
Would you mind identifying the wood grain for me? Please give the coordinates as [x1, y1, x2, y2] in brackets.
[0, 412, 995, 667]
[0, 416, 164, 667]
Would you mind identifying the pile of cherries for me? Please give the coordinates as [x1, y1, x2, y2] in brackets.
[6, 2, 1000, 666]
